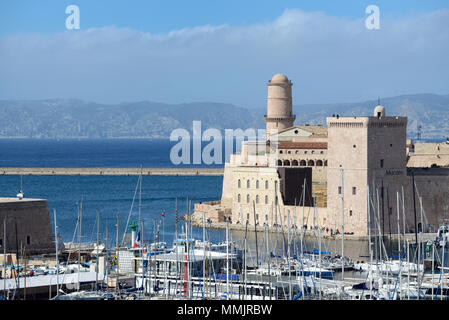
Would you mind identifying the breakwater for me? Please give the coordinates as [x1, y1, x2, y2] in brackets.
[0, 167, 224, 176]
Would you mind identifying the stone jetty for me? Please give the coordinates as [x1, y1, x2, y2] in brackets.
[0, 167, 224, 176]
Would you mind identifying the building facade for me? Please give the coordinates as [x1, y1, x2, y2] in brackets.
[193, 74, 449, 236]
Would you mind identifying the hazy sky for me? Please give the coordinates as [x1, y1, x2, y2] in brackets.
[1, 0, 448, 108]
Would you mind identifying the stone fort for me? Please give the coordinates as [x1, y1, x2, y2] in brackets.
[0, 198, 54, 255]
[193, 74, 449, 236]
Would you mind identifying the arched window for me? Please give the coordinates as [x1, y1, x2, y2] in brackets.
[238, 194, 241, 203]
[300, 160, 306, 166]
[265, 195, 268, 204]
[246, 194, 250, 203]
[238, 179, 241, 188]
[247, 180, 250, 188]
[308, 160, 315, 166]
[316, 160, 323, 166]
[292, 160, 298, 166]
[283, 160, 290, 166]
[256, 195, 259, 204]
[265, 180, 269, 189]
[256, 180, 259, 189]
[324, 160, 328, 166]
[277, 160, 282, 166]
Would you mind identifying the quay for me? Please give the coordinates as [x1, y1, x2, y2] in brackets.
[187, 219, 436, 242]
[0, 167, 224, 176]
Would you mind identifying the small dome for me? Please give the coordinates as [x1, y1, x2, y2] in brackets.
[374, 105, 385, 118]
[271, 73, 289, 83]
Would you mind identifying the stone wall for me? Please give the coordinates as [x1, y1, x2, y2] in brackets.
[0, 198, 54, 255]
[193, 201, 231, 224]
[407, 142, 449, 168]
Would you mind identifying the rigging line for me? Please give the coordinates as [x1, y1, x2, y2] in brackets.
[398, 191, 409, 237]
[370, 194, 389, 261]
[59, 203, 81, 286]
[413, 181, 430, 229]
[121, 174, 141, 246]
[433, 247, 444, 300]
[391, 255, 406, 300]
[277, 203, 288, 259]
[190, 240, 204, 299]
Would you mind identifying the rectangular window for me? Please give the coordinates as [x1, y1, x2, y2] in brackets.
[338, 186, 342, 194]
[349, 210, 353, 217]
[380, 159, 384, 168]
[0, 238, 2, 246]
[26, 235, 31, 245]
[352, 187, 356, 195]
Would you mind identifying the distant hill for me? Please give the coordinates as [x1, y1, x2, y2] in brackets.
[0, 93, 448, 139]
[290, 93, 449, 139]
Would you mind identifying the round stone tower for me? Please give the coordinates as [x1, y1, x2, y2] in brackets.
[264, 74, 296, 141]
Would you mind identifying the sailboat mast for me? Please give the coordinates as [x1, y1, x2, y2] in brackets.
[174, 197, 179, 291]
[105, 224, 109, 297]
[116, 212, 119, 298]
[376, 189, 382, 262]
[301, 178, 305, 255]
[3, 218, 7, 300]
[244, 219, 248, 299]
[265, 218, 271, 299]
[96, 210, 100, 292]
[202, 212, 206, 295]
[175, 197, 178, 241]
[139, 166, 142, 234]
[340, 168, 345, 292]
[53, 209, 59, 298]
[78, 200, 82, 292]
[225, 216, 230, 300]
[367, 185, 373, 299]
[253, 201, 259, 267]
[412, 172, 418, 245]
[395, 191, 399, 255]
[287, 208, 292, 300]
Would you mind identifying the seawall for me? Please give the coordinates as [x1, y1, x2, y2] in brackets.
[0, 167, 224, 176]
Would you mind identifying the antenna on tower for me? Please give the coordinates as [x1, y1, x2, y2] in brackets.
[417, 122, 422, 141]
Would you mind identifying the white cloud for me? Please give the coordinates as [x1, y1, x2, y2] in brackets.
[0, 8, 448, 106]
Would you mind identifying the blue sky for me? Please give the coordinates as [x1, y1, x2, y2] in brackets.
[0, 1, 448, 107]
[1, 0, 449, 35]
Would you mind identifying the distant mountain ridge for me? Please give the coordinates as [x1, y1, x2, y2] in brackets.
[0, 93, 448, 139]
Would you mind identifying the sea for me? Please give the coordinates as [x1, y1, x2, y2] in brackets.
[0, 138, 438, 262]
[0, 138, 227, 246]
